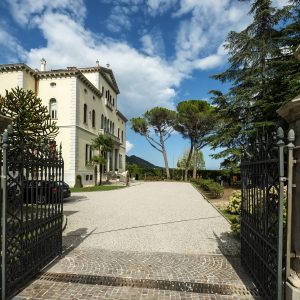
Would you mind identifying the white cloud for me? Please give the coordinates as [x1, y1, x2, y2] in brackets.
[272, 0, 290, 8]
[2, 0, 255, 119]
[126, 141, 134, 152]
[146, 0, 178, 15]
[24, 12, 180, 118]
[6, 0, 86, 26]
[0, 25, 27, 62]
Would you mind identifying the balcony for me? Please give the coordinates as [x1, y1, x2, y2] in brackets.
[105, 98, 114, 111]
[99, 129, 121, 144]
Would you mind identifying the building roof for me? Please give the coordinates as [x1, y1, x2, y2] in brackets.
[116, 110, 128, 122]
[78, 66, 120, 94]
[0, 63, 120, 95]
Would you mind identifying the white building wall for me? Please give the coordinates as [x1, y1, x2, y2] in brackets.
[37, 76, 77, 186]
[0, 71, 23, 96]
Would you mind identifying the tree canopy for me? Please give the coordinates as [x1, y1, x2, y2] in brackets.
[210, 0, 300, 167]
[131, 107, 176, 179]
[0, 87, 58, 143]
[175, 100, 216, 180]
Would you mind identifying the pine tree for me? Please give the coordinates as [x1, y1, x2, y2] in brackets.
[210, 0, 300, 166]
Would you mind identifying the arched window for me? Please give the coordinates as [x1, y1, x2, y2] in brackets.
[49, 98, 57, 119]
[121, 130, 124, 143]
[104, 116, 107, 131]
[112, 122, 115, 135]
[101, 114, 104, 129]
[83, 104, 87, 123]
[92, 110, 96, 128]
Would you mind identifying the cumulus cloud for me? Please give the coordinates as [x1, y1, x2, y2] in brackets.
[6, 0, 86, 26]
[23, 12, 179, 118]
[2, 0, 260, 119]
[0, 25, 27, 62]
[126, 141, 134, 152]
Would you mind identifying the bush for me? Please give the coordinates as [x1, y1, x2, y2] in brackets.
[191, 178, 224, 198]
[227, 190, 241, 214]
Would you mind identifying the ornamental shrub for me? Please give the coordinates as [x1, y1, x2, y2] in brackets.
[227, 190, 242, 214]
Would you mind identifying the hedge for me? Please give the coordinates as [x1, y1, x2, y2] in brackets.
[191, 178, 224, 198]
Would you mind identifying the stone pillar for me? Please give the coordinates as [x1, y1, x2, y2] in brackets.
[111, 148, 115, 172]
[277, 95, 300, 298]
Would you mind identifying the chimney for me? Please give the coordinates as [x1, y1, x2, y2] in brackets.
[40, 58, 46, 71]
[96, 59, 100, 67]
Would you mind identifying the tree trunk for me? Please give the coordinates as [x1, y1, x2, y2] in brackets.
[193, 148, 197, 179]
[94, 165, 97, 186]
[160, 132, 170, 179]
[99, 164, 102, 185]
[185, 142, 194, 181]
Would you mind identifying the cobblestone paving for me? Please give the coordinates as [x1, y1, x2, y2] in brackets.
[16, 182, 258, 299]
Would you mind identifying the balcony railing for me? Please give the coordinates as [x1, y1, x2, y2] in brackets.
[99, 129, 121, 144]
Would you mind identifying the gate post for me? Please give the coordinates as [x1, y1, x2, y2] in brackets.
[277, 95, 300, 299]
[1, 129, 9, 300]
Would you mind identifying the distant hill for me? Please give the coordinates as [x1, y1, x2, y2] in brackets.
[126, 155, 159, 168]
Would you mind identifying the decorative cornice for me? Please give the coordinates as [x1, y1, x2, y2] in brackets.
[0, 63, 103, 98]
[0, 63, 36, 75]
[79, 66, 120, 94]
[116, 110, 128, 122]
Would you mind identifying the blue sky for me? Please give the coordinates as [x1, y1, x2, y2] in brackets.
[0, 0, 289, 169]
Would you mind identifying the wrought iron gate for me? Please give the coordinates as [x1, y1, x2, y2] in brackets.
[241, 129, 285, 299]
[1, 127, 64, 299]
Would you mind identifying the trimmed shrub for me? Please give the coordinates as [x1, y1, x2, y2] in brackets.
[191, 178, 224, 198]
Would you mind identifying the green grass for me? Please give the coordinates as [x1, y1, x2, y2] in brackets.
[70, 185, 126, 193]
[220, 208, 238, 224]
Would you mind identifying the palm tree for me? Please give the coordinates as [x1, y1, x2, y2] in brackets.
[91, 134, 114, 185]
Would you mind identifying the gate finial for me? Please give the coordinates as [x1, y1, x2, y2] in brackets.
[288, 129, 295, 143]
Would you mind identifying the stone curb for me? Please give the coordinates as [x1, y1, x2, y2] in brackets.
[190, 182, 231, 225]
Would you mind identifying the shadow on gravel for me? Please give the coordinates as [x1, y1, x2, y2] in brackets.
[214, 231, 259, 292]
[62, 227, 97, 256]
[64, 195, 89, 203]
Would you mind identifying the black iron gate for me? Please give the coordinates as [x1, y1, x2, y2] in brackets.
[1, 127, 64, 299]
[241, 130, 285, 299]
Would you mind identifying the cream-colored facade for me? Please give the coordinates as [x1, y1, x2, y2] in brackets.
[0, 62, 127, 186]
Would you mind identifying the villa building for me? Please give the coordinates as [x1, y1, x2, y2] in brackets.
[0, 59, 127, 186]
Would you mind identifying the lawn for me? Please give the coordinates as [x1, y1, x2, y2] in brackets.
[70, 185, 126, 192]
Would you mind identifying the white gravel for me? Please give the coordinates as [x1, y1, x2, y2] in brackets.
[63, 182, 239, 255]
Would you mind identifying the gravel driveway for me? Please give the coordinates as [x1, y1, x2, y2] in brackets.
[63, 182, 239, 255]
[17, 182, 259, 300]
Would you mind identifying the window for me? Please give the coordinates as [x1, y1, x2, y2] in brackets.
[83, 104, 87, 123]
[49, 98, 57, 119]
[102, 86, 104, 95]
[85, 144, 92, 164]
[84, 88, 87, 93]
[93, 95, 95, 100]
[118, 128, 120, 138]
[121, 130, 124, 143]
[92, 110, 96, 128]
[112, 123, 115, 135]
[110, 121, 113, 133]
[50, 82, 56, 87]
[112, 98, 115, 106]
[104, 116, 107, 131]
[86, 175, 89, 181]
[89, 175, 93, 180]
[101, 114, 104, 129]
